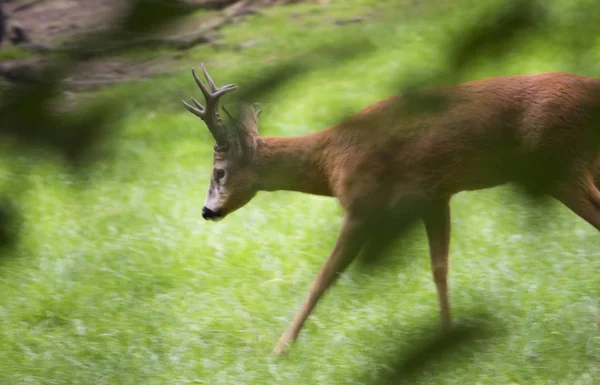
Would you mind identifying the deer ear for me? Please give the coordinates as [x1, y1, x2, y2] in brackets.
[222, 104, 260, 159]
[238, 102, 261, 137]
[252, 103, 262, 120]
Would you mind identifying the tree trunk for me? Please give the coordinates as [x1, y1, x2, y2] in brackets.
[0, 5, 6, 49]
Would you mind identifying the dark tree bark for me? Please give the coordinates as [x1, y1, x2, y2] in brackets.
[0, 5, 6, 49]
[9, 23, 30, 44]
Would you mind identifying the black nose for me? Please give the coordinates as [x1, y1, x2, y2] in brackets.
[202, 207, 217, 220]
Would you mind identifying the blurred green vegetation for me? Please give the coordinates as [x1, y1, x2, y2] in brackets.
[0, 45, 30, 60]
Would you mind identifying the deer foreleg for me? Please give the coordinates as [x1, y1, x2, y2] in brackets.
[273, 215, 367, 355]
[552, 171, 600, 231]
[423, 198, 452, 330]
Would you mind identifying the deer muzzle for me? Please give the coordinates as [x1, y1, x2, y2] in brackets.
[202, 206, 222, 221]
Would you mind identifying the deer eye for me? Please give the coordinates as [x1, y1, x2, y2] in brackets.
[214, 169, 226, 182]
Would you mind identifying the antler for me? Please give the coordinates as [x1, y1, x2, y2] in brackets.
[183, 63, 238, 150]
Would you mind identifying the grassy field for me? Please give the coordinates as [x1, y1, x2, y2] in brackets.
[1, 0, 600, 384]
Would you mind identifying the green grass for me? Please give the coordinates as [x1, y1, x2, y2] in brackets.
[1, 0, 600, 384]
[0, 45, 31, 60]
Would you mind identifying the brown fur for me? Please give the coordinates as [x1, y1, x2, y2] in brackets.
[186, 69, 600, 355]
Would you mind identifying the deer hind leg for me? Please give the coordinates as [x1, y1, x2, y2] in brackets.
[593, 163, 600, 194]
[422, 198, 452, 330]
[273, 215, 368, 356]
[552, 171, 600, 231]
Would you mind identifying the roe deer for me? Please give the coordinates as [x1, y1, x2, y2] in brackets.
[183, 64, 600, 355]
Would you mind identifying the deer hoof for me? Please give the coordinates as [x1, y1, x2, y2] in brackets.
[273, 334, 293, 356]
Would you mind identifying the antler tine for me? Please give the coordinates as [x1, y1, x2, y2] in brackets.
[201, 63, 218, 92]
[221, 105, 237, 122]
[190, 97, 205, 112]
[184, 64, 240, 149]
[182, 100, 204, 118]
[214, 84, 239, 97]
[191, 68, 211, 99]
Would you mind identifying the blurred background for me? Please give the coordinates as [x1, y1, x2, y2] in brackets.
[0, 0, 599, 384]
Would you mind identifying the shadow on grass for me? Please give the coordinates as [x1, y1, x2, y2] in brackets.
[0, 197, 21, 259]
[359, 311, 505, 385]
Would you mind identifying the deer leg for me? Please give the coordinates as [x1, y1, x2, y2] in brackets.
[274, 215, 367, 356]
[422, 198, 452, 330]
[593, 167, 600, 196]
[552, 174, 600, 231]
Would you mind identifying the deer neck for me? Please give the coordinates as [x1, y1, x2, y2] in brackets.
[254, 133, 333, 197]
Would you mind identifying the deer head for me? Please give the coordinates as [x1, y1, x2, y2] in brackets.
[183, 64, 262, 221]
